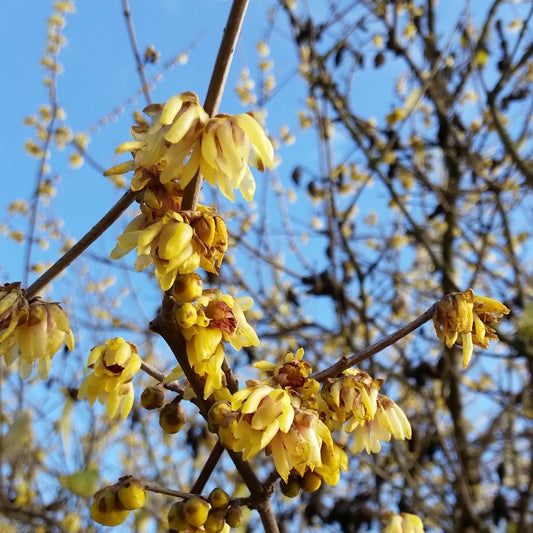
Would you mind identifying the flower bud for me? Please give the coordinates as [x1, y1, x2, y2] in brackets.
[225, 503, 244, 528]
[280, 477, 300, 498]
[167, 501, 188, 531]
[204, 509, 227, 532]
[184, 496, 211, 527]
[140, 383, 165, 410]
[208, 487, 230, 510]
[174, 302, 198, 329]
[117, 477, 146, 510]
[90, 487, 129, 526]
[171, 273, 203, 302]
[301, 471, 322, 492]
[159, 400, 186, 434]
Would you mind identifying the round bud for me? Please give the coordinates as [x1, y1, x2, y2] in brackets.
[225, 503, 244, 528]
[171, 273, 203, 303]
[90, 487, 129, 526]
[301, 471, 322, 492]
[141, 384, 165, 410]
[208, 487, 230, 510]
[167, 501, 188, 531]
[204, 509, 227, 532]
[117, 477, 146, 510]
[208, 401, 232, 426]
[184, 496, 211, 527]
[174, 302, 197, 329]
[280, 477, 300, 498]
[159, 400, 186, 434]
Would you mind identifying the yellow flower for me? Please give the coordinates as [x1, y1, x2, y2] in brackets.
[267, 408, 334, 482]
[0, 283, 29, 359]
[78, 337, 141, 418]
[105, 92, 208, 192]
[433, 288, 510, 368]
[199, 113, 274, 201]
[381, 512, 425, 533]
[255, 348, 319, 404]
[0, 284, 74, 380]
[320, 368, 383, 431]
[110, 211, 200, 291]
[350, 395, 411, 454]
[228, 384, 295, 460]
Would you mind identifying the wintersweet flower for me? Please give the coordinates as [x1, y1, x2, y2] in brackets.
[381, 511, 425, 533]
[255, 348, 319, 405]
[320, 368, 383, 431]
[104, 92, 208, 192]
[229, 384, 295, 460]
[110, 211, 200, 291]
[350, 395, 411, 454]
[0, 283, 29, 359]
[78, 337, 141, 419]
[199, 113, 275, 201]
[174, 290, 259, 398]
[266, 408, 335, 482]
[1, 284, 74, 380]
[433, 288, 510, 368]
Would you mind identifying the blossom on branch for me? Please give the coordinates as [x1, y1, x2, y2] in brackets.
[104, 92, 274, 203]
[0, 283, 75, 379]
[78, 337, 141, 419]
[381, 511, 425, 533]
[433, 288, 510, 368]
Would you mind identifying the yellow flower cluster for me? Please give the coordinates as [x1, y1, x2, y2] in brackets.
[433, 288, 510, 368]
[211, 348, 413, 484]
[78, 337, 141, 419]
[106, 94, 273, 290]
[105, 91, 274, 202]
[0, 283, 74, 379]
[110, 184, 228, 290]
[171, 281, 259, 399]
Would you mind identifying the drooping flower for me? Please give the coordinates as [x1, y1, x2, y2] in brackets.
[255, 348, 319, 405]
[78, 337, 141, 419]
[319, 368, 383, 431]
[109, 185, 228, 290]
[381, 511, 425, 533]
[1, 283, 75, 380]
[433, 288, 510, 368]
[199, 113, 275, 201]
[350, 395, 411, 454]
[174, 290, 260, 398]
[104, 92, 209, 192]
[110, 211, 200, 291]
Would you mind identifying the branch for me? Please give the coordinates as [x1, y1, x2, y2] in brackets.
[311, 303, 437, 382]
[25, 189, 138, 298]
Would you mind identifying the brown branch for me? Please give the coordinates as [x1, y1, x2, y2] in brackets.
[25, 188, 137, 298]
[311, 303, 437, 382]
[122, 0, 152, 105]
[181, 0, 250, 212]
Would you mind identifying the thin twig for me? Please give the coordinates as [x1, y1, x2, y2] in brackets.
[311, 303, 437, 382]
[122, 0, 152, 105]
[190, 441, 225, 494]
[181, 0, 250, 212]
[25, 189, 137, 298]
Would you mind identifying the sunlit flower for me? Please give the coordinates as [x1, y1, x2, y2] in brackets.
[255, 348, 319, 404]
[381, 511, 425, 533]
[105, 92, 208, 192]
[175, 290, 259, 398]
[78, 337, 141, 418]
[320, 368, 383, 431]
[110, 211, 200, 291]
[350, 395, 411, 454]
[228, 384, 295, 460]
[433, 288, 510, 368]
[0, 283, 29, 359]
[199, 113, 274, 201]
[1, 284, 74, 380]
[266, 408, 335, 482]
